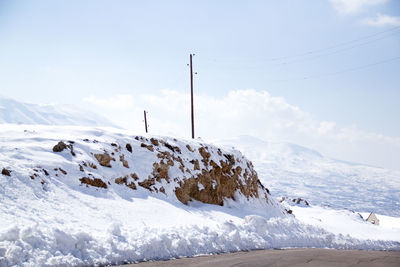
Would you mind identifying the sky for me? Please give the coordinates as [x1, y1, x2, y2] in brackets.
[0, 0, 399, 170]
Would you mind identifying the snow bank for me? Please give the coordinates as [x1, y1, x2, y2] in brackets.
[1, 215, 398, 266]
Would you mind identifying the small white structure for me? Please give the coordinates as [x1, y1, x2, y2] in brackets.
[366, 212, 380, 225]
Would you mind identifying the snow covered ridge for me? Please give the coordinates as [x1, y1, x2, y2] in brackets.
[0, 125, 399, 266]
[0, 97, 118, 127]
[0, 125, 273, 208]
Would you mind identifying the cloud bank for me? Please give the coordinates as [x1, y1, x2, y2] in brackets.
[83, 89, 400, 171]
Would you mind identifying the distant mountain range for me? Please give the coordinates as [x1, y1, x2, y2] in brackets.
[0, 97, 119, 127]
[215, 135, 400, 216]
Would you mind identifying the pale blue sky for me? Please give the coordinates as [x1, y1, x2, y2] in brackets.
[0, 0, 399, 138]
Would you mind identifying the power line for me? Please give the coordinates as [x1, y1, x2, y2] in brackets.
[201, 26, 400, 65]
[279, 30, 400, 65]
[272, 55, 400, 82]
[271, 26, 400, 63]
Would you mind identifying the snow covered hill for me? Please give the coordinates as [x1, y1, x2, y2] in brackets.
[0, 97, 118, 127]
[215, 136, 400, 216]
[0, 126, 399, 266]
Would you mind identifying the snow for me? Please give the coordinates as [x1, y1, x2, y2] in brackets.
[289, 205, 400, 241]
[214, 135, 400, 216]
[360, 212, 400, 229]
[0, 97, 118, 127]
[0, 125, 399, 266]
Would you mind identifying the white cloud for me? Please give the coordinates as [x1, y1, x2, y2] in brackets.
[82, 89, 400, 171]
[330, 0, 388, 14]
[363, 13, 400, 26]
[83, 94, 134, 110]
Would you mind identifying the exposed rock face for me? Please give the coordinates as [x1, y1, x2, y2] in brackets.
[47, 135, 271, 207]
[94, 153, 113, 168]
[175, 155, 261, 206]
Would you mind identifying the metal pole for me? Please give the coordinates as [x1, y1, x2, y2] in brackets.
[144, 110, 148, 133]
[190, 54, 194, 139]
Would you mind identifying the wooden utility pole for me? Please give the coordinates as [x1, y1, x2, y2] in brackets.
[144, 110, 148, 133]
[190, 54, 195, 139]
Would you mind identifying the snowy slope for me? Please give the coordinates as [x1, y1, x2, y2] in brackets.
[0, 126, 399, 266]
[215, 136, 400, 216]
[0, 97, 118, 127]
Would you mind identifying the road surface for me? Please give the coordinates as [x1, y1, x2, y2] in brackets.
[116, 248, 400, 267]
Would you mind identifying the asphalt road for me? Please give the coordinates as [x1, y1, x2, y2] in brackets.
[116, 248, 400, 267]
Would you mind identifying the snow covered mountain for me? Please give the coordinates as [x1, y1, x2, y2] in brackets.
[0, 97, 118, 127]
[215, 135, 400, 216]
[1, 125, 398, 266]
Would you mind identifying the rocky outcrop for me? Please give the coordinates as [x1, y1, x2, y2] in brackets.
[175, 149, 262, 206]
[48, 135, 270, 207]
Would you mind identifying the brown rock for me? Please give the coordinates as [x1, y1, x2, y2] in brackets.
[88, 162, 97, 169]
[152, 161, 170, 181]
[138, 178, 155, 190]
[190, 159, 200, 170]
[223, 154, 235, 165]
[115, 176, 127, 184]
[150, 138, 159, 146]
[94, 153, 112, 168]
[157, 151, 172, 159]
[175, 157, 263, 206]
[127, 182, 136, 190]
[120, 155, 129, 168]
[130, 173, 139, 180]
[115, 176, 137, 190]
[79, 177, 107, 188]
[186, 144, 195, 152]
[199, 147, 211, 167]
[1, 168, 11, 176]
[164, 142, 181, 153]
[141, 143, 154, 152]
[53, 141, 67, 152]
[126, 143, 132, 153]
